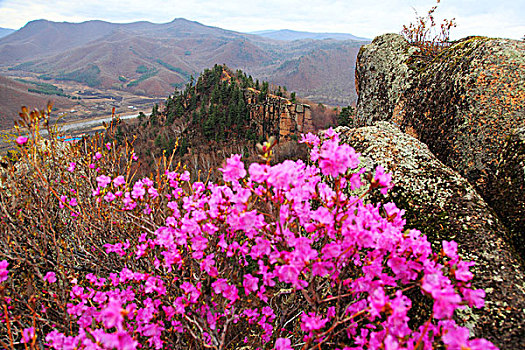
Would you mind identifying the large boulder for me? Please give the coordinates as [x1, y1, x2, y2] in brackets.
[337, 122, 525, 349]
[355, 34, 525, 259]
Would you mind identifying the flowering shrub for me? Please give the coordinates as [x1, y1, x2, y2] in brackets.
[0, 106, 496, 349]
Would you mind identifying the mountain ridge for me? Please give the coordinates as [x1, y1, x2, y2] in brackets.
[249, 29, 369, 41]
[0, 28, 15, 39]
[0, 18, 368, 108]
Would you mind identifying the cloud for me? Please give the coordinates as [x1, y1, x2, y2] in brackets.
[0, 0, 522, 39]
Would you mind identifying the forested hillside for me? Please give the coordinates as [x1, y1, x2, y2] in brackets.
[113, 65, 335, 178]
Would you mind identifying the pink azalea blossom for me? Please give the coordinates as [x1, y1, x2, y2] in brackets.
[21, 327, 35, 343]
[96, 175, 112, 189]
[374, 165, 393, 194]
[131, 181, 145, 199]
[0, 260, 8, 282]
[104, 191, 116, 202]
[300, 312, 329, 332]
[220, 154, 246, 182]
[44, 271, 57, 283]
[455, 260, 475, 282]
[113, 176, 126, 187]
[275, 337, 292, 350]
[243, 274, 259, 295]
[100, 331, 138, 350]
[299, 132, 320, 146]
[442, 325, 470, 350]
[67, 162, 76, 172]
[443, 240, 458, 260]
[59, 195, 67, 209]
[100, 298, 124, 330]
[16, 136, 28, 145]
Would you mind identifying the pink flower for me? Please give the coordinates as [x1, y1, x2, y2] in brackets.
[299, 132, 320, 146]
[443, 240, 458, 260]
[100, 298, 124, 330]
[21, 327, 34, 343]
[462, 288, 485, 308]
[374, 166, 393, 194]
[455, 260, 475, 282]
[220, 154, 246, 182]
[104, 191, 116, 202]
[212, 279, 239, 303]
[318, 139, 360, 177]
[113, 176, 126, 187]
[44, 271, 57, 283]
[68, 198, 78, 207]
[0, 260, 9, 282]
[433, 287, 462, 319]
[142, 177, 154, 187]
[96, 175, 112, 189]
[350, 173, 363, 190]
[67, 162, 76, 172]
[248, 163, 270, 182]
[94, 152, 102, 160]
[442, 325, 469, 350]
[468, 338, 498, 350]
[300, 312, 328, 332]
[59, 195, 67, 209]
[180, 282, 201, 303]
[100, 331, 138, 350]
[131, 181, 145, 199]
[16, 136, 28, 145]
[322, 243, 341, 259]
[275, 338, 292, 350]
[243, 274, 259, 295]
[311, 261, 333, 277]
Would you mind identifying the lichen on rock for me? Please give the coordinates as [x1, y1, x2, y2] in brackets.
[355, 33, 525, 261]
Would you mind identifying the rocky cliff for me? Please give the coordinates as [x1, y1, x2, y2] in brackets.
[355, 34, 525, 259]
[245, 89, 313, 141]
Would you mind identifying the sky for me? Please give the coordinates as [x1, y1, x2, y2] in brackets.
[0, 0, 523, 40]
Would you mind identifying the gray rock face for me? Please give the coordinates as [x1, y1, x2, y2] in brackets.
[337, 122, 525, 349]
[355, 33, 416, 126]
[355, 33, 525, 261]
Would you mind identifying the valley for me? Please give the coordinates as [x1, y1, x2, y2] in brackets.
[0, 18, 367, 132]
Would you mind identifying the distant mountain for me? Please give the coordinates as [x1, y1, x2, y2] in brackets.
[249, 29, 369, 41]
[0, 18, 369, 106]
[0, 28, 15, 39]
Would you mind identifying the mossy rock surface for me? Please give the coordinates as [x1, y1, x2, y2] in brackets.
[337, 122, 525, 349]
[355, 33, 415, 126]
[355, 34, 525, 261]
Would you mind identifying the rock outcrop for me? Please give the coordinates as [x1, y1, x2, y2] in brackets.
[337, 122, 525, 349]
[245, 89, 313, 141]
[355, 34, 525, 259]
